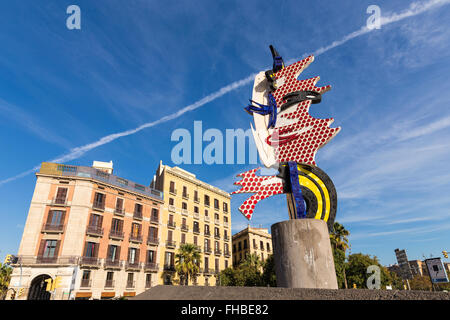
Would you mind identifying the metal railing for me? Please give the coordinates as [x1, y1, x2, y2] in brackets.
[181, 209, 188, 216]
[80, 256, 101, 267]
[41, 223, 65, 233]
[86, 225, 104, 237]
[109, 230, 124, 240]
[51, 197, 67, 206]
[125, 261, 141, 270]
[147, 237, 159, 246]
[144, 263, 159, 272]
[164, 264, 175, 271]
[166, 240, 176, 248]
[15, 256, 78, 266]
[204, 247, 212, 254]
[181, 224, 189, 232]
[133, 211, 143, 220]
[214, 249, 222, 256]
[105, 280, 115, 288]
[193, 227, 200, 234]
[129, 234, 143, 243]
[114, 208, 125, 216]
[104, 259, 121, 269]
[204, 230, 211, 237]
[126, 280, 136, 288]
[150, 216, 159, 224]
[93, 201, 105, 211]
[167, 221, 176, 229]
[80, 279, 92, 288]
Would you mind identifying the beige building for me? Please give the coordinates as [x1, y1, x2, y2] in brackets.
[150, 161, 232, 286]
[232, 226, 272, 267]
[8, 160, 231, 300]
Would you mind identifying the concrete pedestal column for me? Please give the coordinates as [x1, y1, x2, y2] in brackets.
[271, 219, 338, 289]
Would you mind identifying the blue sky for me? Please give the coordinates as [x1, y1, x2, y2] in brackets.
[1, 0, 450, 266]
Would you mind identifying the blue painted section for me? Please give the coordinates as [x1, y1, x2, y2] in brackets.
[245, 93, 278, 129]
[288, 162, 306, 219]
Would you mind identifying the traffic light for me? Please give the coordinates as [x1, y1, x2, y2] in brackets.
[17, 288, 25, 298]
[53, 276, 62, 289]
[45, 278, 53, 291]
[3, 254, 18, 265]
[443, 250, 448, 258]
[45, 276, 63, 291]
[353, 283, 357, 289]
[10, 290, 16, 300]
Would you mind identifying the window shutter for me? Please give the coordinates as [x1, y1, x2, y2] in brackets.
[94, 243, 99, 257]
[54, 240, 61, 257]
[98, 215, 103, 228]
[119, 220, 123, 232]
[60, 211, 66, 225]
[38, 239, 46, 256]
[136, 249, 140, 262]
[116, 246, 121, 261]
[57, 188, 68, 199]
[46, 211, 54, 224]
[82, 241, 88, 256]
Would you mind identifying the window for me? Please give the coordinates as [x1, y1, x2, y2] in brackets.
[205, 210, 209, 216]
[146, 274, 152, 287]
[182, 202, 187, 210]
[149, 226, 158, 240]
[107, 245, 119, 261]
[215, 213, 219, 220]
[214, 199, 219, 210]
[169, 198, 174, 206]
[204, 257, 209, 269]
[43, 240, 58, 257]
[85, 242, 98, 257]
[253, 239, 257, 249]
[204, 195, 210, 206]
[169, 181, 175, 193]
[225, 260, 228, 269]
[128, 248, 138, 263]
[106, 272, 114, 281]
[223, 202, 228, 212]
[194, 236, 198, 245]
[267, 243, 271, 251]
[238, 242, 242, 251]
[151, 208, 159, 221]
[93, 192, 105, 208]
[215, 227, 220, 237]
[194, 190, 199, 202]
[193, 221, 199, 232]
[204, 224, 210, 234]
[243, 240, 247, 249]
[55, 187, 68, 203]
[215, 241, 219, 251]
[205, 239, 210, 250]
[182, 218, 187, 227]
[131, 223, 141, 237]
[261, 252, 264, 261]
[165, 252, 174, 267]
[181, 233, 186, 244]
[134, 203, 143, 216]
[82, 270, 91, 281]
[167, 230, 173, 241]
[168, 215, 174, 225]
[111, 219, 123, 232]
[115, 198, 124, 212]
[224, 243, 229, 253]
[224, 230, 228, 239]
[89, 213, 102, 227]
[224, 216, 228, 223]
[147, 250, 156, 263]
[215, 258, 219, 271]
[127, 273, 134, 283]
[233, 244, 236, 253]
[47, 210, 64, 225]
[260, 241, 263, 250]
[182, 186, 187, 197]
[194, 206, 199, 213]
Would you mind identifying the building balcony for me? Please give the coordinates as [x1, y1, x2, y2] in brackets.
[17, 256, 78, 266]
[203, 268, 215, 275]
[167, 221, 176, 229]
[224, 221, 229, 228]
[86, 225, 104, 237]
[166, 240, 176, 248]
[80, 256, 101, 268]
[193, 212, 200, 219]
[204, 247, 212, 255]
[182, 193, 189, 200]
[181, 209, 188, 216]
[223, 235, 230, 241]
[224, 250, 231, 257]
[147, 237, 159, 246]
[126, 281, 136, 289]
[169, 189, 177, 196]
[204, 216, 210, 222]
[104, 259, 122, 269]
[51, 197, 68, 207]
[114, 208, 125, 217]
[214, 234, 221, 240]
[150, 217, 159, 225]
[214, 249, 222, 256]
[105, 280, 115, 288]
[129, 234, 143, 243]
[125, 261, 141, 271]
[193, 227, 200, 234]
[133, 212, 143, 220]
[80, 279, 92, 288]
[109, 230, 125, 240]
[194, 197, 200, 204]
[41, 223, 65, 233]
[181, 224, 189, 232]
[164, 264, 175, 272]
[204, 230, 211, 237]
[144, 263, 159, 272]
[92, 201, 105, 211]
[168, 205, 176, 213]
[214, 219, 220, 226]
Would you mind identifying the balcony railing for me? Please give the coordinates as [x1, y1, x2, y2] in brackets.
[215, 219, 220, 225]
[204, 247, 212, 254]
[214, 234, 220, 240]
[109, 230, 124, 240]
[204, 216, 210, 222]
[214, 249, 222, 256]
[125, 261, 141, 271]
[16, 256, 78, 266]
[51, 197, 67, 206]
[144, 263, 159, 272]
[150, 216, 159, 224]
[41, 223, 65, 233]
[133, 212, 143, 220]
[86, 225, 104, 237]
[105, 279, 115, 288]
[181, 209, 188, 216]
[182, 193, 189, 200]
[193, 212, 200, 219]
[147, 237, 159, 246]
[126, 280, 136, 289]
[93, 201, 105, 211]
[129, 234, 143, 243]
[169, 189, 177, 195]
[167, 221, 176, 229]
[104, 259, 121, 269]
[223, 235, 230, 241]
[224, 250, 231, 257]
[224, 221, 229, 228]
[204, 230, 211, 237]
[80, 256, 101, 267]
[164, 264, 175, 272]
[80, 279, 92, 288]
[166, 240, 176, 248]
[193, 227, 200, 234]
[203, 268, 215, 275]
[194, 197, 200, 203]
[181, 224, 189, 232]
[114, 208, 125, 216]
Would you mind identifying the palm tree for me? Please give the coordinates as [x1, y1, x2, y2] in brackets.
[0, 263, 12, 300]
[330, 222, 350, 289]
[175, 243, 201, 285]
[240, 253, 262, 270]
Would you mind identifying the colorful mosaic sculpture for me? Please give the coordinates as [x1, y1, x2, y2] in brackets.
[232, 46, 340, 231]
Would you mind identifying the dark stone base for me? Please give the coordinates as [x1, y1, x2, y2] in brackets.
[130, 285, 450, 300]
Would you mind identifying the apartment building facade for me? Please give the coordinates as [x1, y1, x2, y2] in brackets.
[232, 226, 273, 267]
[150, 161, 232, 286]
[8, 161, 164, 300]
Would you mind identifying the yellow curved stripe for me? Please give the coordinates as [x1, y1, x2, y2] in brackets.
[298, 165, 331, 222]
[298, 175, 323, 220]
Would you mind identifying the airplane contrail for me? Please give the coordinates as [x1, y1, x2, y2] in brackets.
[1, 0, 448, 186]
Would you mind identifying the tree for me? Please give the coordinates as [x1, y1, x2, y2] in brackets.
[330, 222, 350, 288]
[0, 263, 12, 300]
[219, 253, 264, 287]
[261, 254, 276, 287]
[174, 243, 201, 285]
[409, 275, 432, 291]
